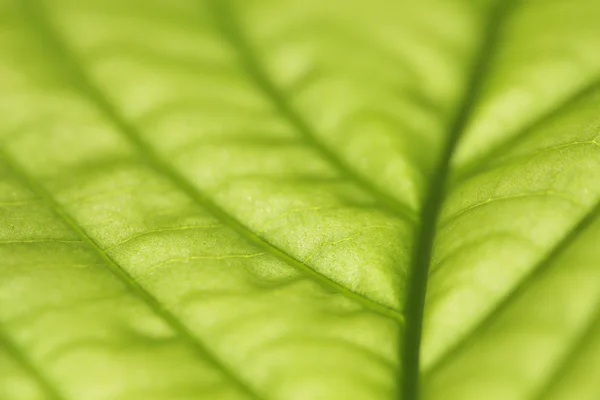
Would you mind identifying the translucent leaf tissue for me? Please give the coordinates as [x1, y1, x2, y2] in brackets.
[1, 0, 599, 399]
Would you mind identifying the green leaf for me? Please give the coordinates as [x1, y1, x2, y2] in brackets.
[1, 0, 599, 399]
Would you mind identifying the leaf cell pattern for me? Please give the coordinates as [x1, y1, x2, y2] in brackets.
[0, 0, 599, 399]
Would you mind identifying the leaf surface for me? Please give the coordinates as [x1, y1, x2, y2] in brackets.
[0, 0, 599, 399]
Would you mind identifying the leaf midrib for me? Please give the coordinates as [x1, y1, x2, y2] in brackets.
[400, 2, 513, 398]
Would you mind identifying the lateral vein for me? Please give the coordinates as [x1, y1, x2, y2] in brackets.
[452, 76, 600, 186]
[209, 0, 417, 224]
[423, 199, 600, 379]
[22, 0, 404, 324]
[0, 323, 66, 400]
[531, 294, 600, 400]
[0, 147, 262, 400]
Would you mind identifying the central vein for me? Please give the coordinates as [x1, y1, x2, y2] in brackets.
[400, 2, 514, 399]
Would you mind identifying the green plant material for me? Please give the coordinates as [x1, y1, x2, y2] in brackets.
[1, 0, 599, 399]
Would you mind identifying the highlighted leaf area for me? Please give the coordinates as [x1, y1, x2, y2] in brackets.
[1, 1, 599, 399]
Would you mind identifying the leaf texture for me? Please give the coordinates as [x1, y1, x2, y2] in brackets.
[0, 0, 599, 399]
